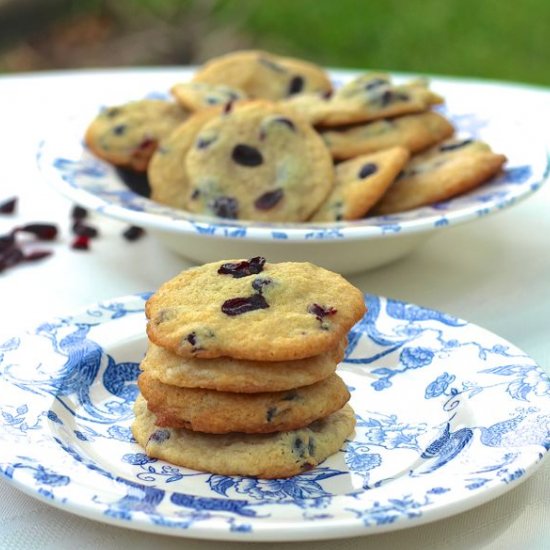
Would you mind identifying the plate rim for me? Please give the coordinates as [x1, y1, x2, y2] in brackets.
[0, 293, 549, 541]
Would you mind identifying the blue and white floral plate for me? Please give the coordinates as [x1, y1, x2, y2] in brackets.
[36, 70, 550, 274]
[0, 294, 548, 541]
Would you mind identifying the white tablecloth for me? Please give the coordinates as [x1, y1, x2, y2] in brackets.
[1, 69, 549, 549]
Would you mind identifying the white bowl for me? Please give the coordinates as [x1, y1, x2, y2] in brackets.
[37, 71, 549, 274]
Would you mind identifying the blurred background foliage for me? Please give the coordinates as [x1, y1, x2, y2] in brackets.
[0, 0, 548, 85]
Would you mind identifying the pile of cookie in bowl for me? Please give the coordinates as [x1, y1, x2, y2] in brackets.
[84, 49, 507, 224]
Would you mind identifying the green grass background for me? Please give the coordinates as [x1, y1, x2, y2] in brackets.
[209, 0, 550, 86]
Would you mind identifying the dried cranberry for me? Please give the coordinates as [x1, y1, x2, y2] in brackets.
[358, 163, 378, 179]
[231, 144, 263, 167]
[221, 294, 269, 316]
[210, 196, 239, 219]
[0, 247, 24, 272]
[17, 223, 58, 241]
[254, 189, 284, 210]
[71, 235, 90, 250]
[288, 76, 304, 95]
[0, 233, 15, 252]
[24, 250, 53, 262]
[218, 256, 266, 278]
[149, 429, 170, 443]
[0, 197, 17, 214]
[71, 206, 88, 220]
[122, 225, 145, 241]
[308, 303, 337, 321]
[72, 221, 99, 238]
[137, 138, 155, 151]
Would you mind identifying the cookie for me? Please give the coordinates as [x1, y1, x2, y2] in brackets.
[321, 111, 455, 160]
[145, 258, 366, 361]
[141, 339, 345, 393]
[132, 394, 355, 478]
[170, 82, 247, 111]
[192, 50, 332, 100]
[283, 73, 443, 127]
[138, 371, 350, 434]
[310, 147, 410, 222]
[85, 99, 189, 171]
[183, 101, 334, 222]
[148, 108, 220, 210]
[371, 138, 507, 215]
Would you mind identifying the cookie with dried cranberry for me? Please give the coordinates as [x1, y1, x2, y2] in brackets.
[85, 99, 189, 172]
[371, 138, 507, 215]
[138, 371, 350, 434]
[141, 339, 346, 393]
[283, 73, 443, 127]
[184, 101, 334, 222]
[148, 108, 220, 210]
[146, 258, 366, 361]
[170, 81, 247, 111]
[132, 394, 355, 478]
[192, 49, 332, 100]
[321, 111, 454, 161]
[310, 147, 410, 222]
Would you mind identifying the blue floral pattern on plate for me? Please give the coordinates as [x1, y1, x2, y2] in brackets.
[0, 294, 548, 541]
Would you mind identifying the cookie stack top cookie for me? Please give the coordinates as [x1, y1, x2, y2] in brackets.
[146, 256, 366, 361]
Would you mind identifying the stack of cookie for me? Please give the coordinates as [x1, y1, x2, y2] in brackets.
[132, 257, 366, 479]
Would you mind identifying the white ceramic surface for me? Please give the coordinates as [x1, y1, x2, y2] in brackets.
[35, 71, 549, 274]
[0, 294, 548, 542]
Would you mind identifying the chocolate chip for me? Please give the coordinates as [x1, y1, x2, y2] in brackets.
[210, 196, 239, 219]
[186, 332, 197, 346]
[358, 163, 378, 179]
[72, 221, 99, 238]
[232, 144, 263, 167]
[254, 188, 284, 210]
[439, 139, 473, 152]
[282, 390, 298, 401]
[221, 294, 269, 316]
[288, 75, 304, 95]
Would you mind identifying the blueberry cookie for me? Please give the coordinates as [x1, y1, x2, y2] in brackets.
[310, 147, 410, 222]
[371, 138, 507, 215]
[148, 108, 220, 210]
[170, 81, 247, 111]
[138, 371, 350, 434]
[184, 101, 334, 222]
[85, 99, 189, 171]
[283, 73, 443, 127]
[145, 257, 366, 361]
[192, 50, 332, 100]
[321, 111, 454, 160]
[132, 394, 355, 478]
[140, 339, 345, 393]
